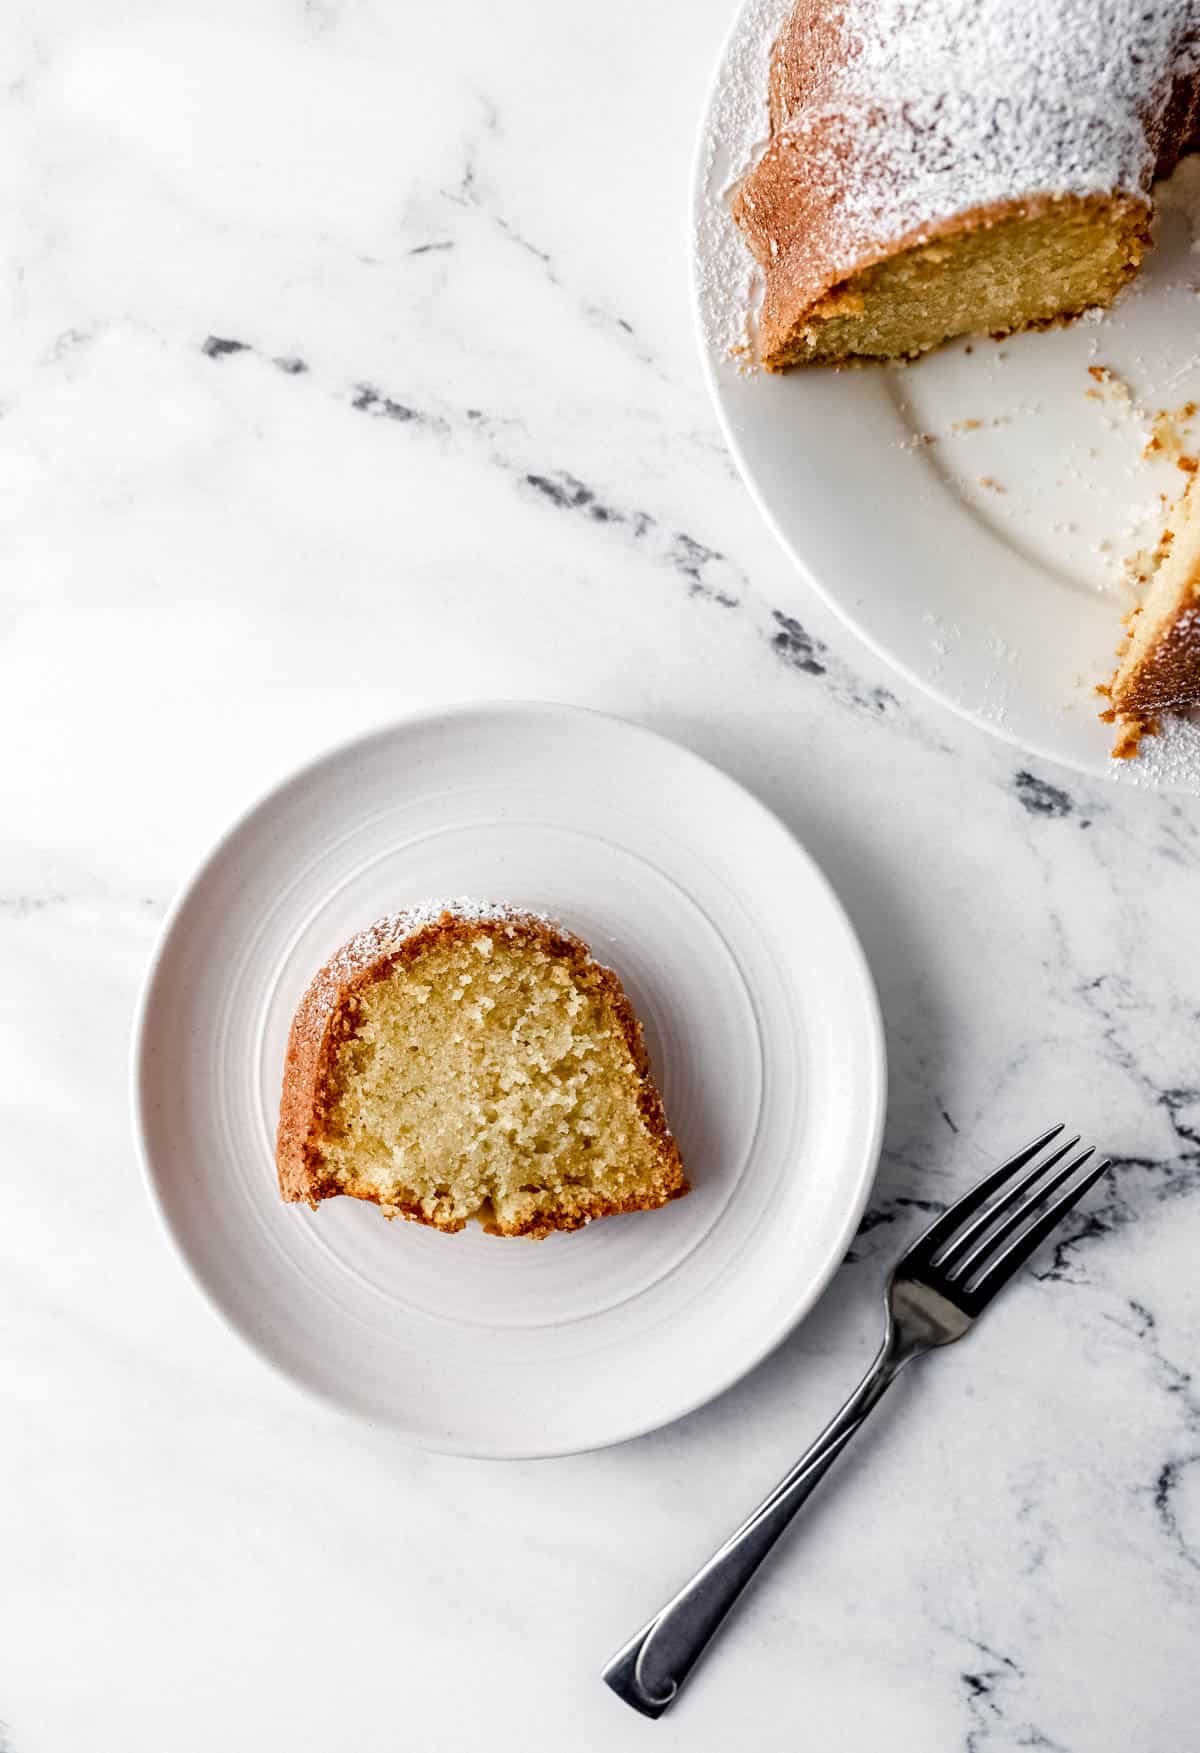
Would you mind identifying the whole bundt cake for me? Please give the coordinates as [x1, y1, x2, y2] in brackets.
[734, 0, 1200, 370]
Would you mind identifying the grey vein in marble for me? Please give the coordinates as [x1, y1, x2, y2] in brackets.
[956, 1638, 1064, 1753]
[200, 335, 250, 360]
[522, 469, 742, 606]
[1012, 770, 1079, 821]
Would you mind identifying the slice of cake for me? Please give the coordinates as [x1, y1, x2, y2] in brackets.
[1107, 475, 1200, 754]
[276, 901, 688, 1238]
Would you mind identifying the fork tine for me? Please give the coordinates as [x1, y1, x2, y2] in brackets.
[904, 1124, 1065, 1262]
[931, 1134, 1081, 1271]
[947, 1146, 1094, 1283]
[962, 1155, 1111, 1308]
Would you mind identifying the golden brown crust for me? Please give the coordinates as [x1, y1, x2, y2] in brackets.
[275, 907, 688, 1236]
[330, 1180, 691, 1242]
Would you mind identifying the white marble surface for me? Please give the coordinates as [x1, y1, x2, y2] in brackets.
[4, 2, 1200, 1748]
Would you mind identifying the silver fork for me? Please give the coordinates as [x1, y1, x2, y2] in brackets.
[603, 1124, 1111, 1719]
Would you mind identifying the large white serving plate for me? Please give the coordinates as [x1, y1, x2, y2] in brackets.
[693, 0, 1200, 787]
[132, 704, 885, 1457]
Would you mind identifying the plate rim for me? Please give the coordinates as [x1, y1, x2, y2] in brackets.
[130, 699, 887, 1457]
[687, 0, 1173, 785]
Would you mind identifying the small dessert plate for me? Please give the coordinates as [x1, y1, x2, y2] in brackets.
[132, 703, 885, 1456]
[694, 0, 1200, 787]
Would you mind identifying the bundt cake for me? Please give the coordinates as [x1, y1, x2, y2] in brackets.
[730, 0, 1200, 748]
[734, 0, 1200, 370]
[276, 901, 688, 1238]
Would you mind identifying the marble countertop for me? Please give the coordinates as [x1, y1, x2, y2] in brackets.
[5, 2, 1199, 1748]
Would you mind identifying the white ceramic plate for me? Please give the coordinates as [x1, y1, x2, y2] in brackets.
[693, 0, 1200, 786]
[132, 704, 885, 1457]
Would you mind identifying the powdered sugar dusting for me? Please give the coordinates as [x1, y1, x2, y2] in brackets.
[305, 900, 565, 1013]
[806, 1, 1200, 271]
[329, 899, 555, 973]
[1110, 710, 1200, 792]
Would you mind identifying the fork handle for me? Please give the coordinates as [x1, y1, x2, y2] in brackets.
[603, 1338, 904, 1718]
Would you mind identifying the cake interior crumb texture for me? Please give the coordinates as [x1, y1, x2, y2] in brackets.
[765, 198, 1146, 369]
[289, 917, 687, 1238]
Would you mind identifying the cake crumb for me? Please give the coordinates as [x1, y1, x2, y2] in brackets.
[1143, 401, 1199, 461]
[1109, 714, 1158, 759]
[1122, 524, 1175, 592]
[978, 476, 1006, 493]
[1085, 363, 1135, 409]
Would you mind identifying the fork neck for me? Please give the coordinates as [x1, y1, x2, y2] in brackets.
[868, 1307, 933, 1391]
[831, 1321, 912, 1439]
